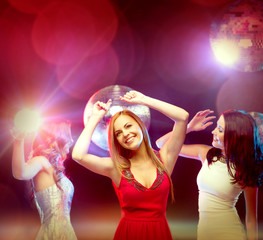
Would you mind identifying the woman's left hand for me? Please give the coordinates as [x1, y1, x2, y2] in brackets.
[120, 90, 145, 105]
[187, 109, 216, 133]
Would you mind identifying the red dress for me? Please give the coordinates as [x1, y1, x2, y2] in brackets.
[112, 167, 173, 240]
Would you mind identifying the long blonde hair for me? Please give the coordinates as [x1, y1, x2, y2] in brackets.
[108, 110, 174, 201]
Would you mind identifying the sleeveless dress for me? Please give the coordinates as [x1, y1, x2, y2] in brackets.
[112, 168, 173, 240]
[197, 159, 246, 240]
[33, 175, 77, 240]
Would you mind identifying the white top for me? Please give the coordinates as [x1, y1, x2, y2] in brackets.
[196, 159, 246, 240]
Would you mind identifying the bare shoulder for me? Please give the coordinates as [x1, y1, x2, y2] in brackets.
[180, 144, 211, 163]
[26, 155, 50, 166]
[28, 156, 55, 191]
[106, 158, 122, 187]
[33, 165, 56, 192]
[23, 155, 50, 172]
[199, 145, 212, 162]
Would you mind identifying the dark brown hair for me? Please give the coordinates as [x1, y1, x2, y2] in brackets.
[207, 110, 261, 187]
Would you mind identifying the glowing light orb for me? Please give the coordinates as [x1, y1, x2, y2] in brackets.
[83, 85, 151, 151]
[14, 108, 42, 133]
[210, 0, 263, 72]
[212, 39, 240, 65]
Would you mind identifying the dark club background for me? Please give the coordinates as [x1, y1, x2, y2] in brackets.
[0, 0, 263, 239]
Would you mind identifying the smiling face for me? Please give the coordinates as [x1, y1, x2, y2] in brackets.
[113, 114, 143, 150]
[211, 115, 225, 152]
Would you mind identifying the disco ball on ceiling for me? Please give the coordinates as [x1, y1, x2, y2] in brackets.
[210, 0, 263, 72]
[83, 85, 151, 151]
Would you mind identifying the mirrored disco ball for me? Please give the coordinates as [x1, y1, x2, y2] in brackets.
[210, 0, 263, 72]
[83, 85, 151, 150]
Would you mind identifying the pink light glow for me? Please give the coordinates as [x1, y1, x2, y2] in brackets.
[32, 0, 118, 66]
[56, 46, 119, 100]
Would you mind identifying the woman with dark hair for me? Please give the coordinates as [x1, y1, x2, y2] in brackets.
[12, 121, 77, 240]
[72, 90, 189, 240]
[156, 110, 263, 240]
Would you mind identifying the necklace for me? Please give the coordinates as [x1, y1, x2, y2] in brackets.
[218, 155, 226, 164]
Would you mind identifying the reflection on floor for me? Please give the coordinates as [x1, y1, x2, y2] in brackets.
[74, 218, 198, 240]
[1, 210, 263, 240]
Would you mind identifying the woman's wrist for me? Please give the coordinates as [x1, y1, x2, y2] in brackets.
[186, 124, 193, 134]
[10, 129, 26, 141]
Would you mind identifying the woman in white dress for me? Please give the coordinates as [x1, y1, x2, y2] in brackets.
[11, 121, 77, 240]
[156, 109, 263, 240]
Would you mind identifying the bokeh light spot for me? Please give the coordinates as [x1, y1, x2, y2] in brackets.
[32, 0, 118, 65]
[56, 46, 119, 100]
[216, 72, 263, 114]
[8, 0, 52, 14]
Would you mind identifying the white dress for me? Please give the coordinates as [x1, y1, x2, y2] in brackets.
[197, 159, 246, 240]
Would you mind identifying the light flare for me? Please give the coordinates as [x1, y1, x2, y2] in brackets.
[211, 39, 240, 66]
[14, 108, 42, 133]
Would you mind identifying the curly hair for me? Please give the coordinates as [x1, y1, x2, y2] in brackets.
[31, 121, 73, 186]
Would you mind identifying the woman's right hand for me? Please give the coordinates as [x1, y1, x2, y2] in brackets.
[92, 99, 112, 118]
[120, 90, 146, 105]
[10, 127, 27, 141]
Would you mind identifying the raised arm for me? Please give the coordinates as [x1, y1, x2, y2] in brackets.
[156, 110, 215, 148]
[72, 100, 117, 179]
[120, 90, 189, 175]
[155, 109, 215, 163]
[12, 132, 51, 180]
[244, 187, 258, 240]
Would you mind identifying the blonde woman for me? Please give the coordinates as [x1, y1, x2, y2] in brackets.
[12, 121, 77, 240]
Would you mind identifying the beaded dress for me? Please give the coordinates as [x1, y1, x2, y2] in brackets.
[33, 174, 77, 240]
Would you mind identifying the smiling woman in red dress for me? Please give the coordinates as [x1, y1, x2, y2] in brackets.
[72, 90, 189, 240]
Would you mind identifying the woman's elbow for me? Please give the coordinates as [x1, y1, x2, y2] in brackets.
[12, 171, 27, 180]
[72, 152, 84, 163]
[182, 111, 189, 122]
[12, 172, 20, 180]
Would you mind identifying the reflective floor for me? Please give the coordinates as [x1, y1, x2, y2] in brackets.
[1, 209, 263, 240]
